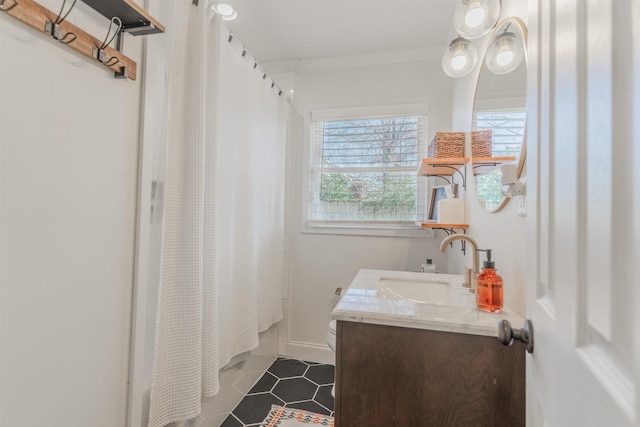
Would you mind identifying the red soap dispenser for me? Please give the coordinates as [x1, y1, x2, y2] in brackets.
[475, 249, 503, 313]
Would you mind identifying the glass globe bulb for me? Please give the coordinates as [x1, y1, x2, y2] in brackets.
[451, 54, 468, 70]
[465, 3, 486, 28]
[453, 0, 501, 39]
[486, 31, 525, 74]
[496, 49, 514, 66]
[442, 37, 478, 78]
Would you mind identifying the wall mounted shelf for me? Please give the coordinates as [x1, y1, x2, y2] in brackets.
[417, 157, 469, 187]
[417, 157, 469, 176]
[472, 156, 517, 175]
[81, 0, 165, 35]
[418, 156, 518, 187]
[417, 222, 469, 252]
[417, 222, 468, 233]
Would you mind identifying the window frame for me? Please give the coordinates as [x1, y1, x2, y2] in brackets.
[301, 100, 435, 237]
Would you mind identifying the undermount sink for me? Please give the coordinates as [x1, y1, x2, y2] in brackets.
[376, 276, 453, 305]
[333, 268, 525, 341]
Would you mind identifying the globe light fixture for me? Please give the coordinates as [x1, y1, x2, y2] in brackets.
[453, 0, 501, 39]
[485, 30, 524, 74]
[442, 37, 478, 78]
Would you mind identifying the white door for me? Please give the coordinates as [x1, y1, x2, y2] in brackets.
[526, 0, 640, 426]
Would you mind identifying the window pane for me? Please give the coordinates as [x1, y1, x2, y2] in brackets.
[322, 117, 422, 168]
[475, 111, 526, 158]
[312, 171, 418, 222]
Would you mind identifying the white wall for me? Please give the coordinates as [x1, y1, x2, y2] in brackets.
[286, 55, 453, 355]
[0, 2, 143, 426]
[449, 0, 529, 315]
[284, 1, 530, 357]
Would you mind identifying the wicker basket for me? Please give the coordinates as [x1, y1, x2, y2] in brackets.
[471, 130, 493, 157]
[427, 132, 465, 158]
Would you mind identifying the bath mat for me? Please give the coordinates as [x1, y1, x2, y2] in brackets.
[260, 405, 334, 426]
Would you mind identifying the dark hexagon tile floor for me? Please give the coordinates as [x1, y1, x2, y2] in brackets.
[222, 358, 335, 427]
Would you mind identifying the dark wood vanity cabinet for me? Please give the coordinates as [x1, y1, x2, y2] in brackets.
[334, 321, 525, 427]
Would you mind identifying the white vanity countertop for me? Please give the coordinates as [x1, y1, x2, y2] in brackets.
[331, 269, 525, 338]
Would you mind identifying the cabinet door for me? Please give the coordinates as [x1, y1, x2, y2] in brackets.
[335, 321, 524, 427]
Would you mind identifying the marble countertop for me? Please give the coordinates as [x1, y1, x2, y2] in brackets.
[331, 269, 525, 338]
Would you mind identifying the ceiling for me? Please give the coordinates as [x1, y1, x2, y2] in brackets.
[222, 1, 457, 63]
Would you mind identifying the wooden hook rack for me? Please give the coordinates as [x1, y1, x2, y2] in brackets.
[0, 0, 165, 81]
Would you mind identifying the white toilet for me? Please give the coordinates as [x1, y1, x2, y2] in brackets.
[327, 320, 337, 396]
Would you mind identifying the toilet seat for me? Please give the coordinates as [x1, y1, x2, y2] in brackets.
[328, 320, 337, 334]
[327, 320, 337, 351]
[327, 320, 338, 397]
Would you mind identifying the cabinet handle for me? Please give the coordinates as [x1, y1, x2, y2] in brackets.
[498, 319, 534, 354]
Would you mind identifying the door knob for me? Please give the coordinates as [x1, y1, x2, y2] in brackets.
[498, 319, 534, 354]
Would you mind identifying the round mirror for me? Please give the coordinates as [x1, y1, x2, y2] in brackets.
[472, 17, 527, 212]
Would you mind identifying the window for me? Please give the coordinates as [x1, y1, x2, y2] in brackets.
[475, 110, 526, 157]
[305, 104, 429, 234]
[474, 109, 526, 211]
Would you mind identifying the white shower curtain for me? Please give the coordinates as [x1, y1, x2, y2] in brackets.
[147, 2, 287, 426]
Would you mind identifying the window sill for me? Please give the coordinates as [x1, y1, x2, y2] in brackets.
[302, 223, 435, 238]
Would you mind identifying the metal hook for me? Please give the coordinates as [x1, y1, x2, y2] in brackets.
[104, 56, 120, 67]
[93, 47, 121, 67]
[57, 31, 77, 44]
[53, 0, 77, 25]
[93, 17, 123, 67]
[45, 21, 77, 44]
[0, 0, 18, 12]
[45, 0, 78, 44]
[99, 17, 122, 50]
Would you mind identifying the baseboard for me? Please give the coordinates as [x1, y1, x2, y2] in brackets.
[285, 341, 334, 365]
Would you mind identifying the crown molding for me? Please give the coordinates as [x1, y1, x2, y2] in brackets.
[263, 47, 443, 73]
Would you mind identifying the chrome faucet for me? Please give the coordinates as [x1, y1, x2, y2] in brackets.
[439, 234, 480, 293]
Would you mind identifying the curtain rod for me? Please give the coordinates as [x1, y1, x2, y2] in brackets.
[226, 31, 284, 96]
[188, 0, 283, 96]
